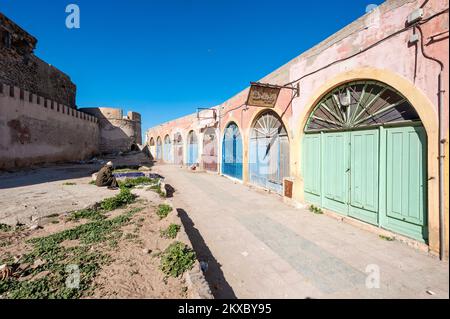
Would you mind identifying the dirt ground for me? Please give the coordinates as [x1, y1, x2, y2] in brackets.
[0, 175, 189, 299]
[0, 152, 152, 226]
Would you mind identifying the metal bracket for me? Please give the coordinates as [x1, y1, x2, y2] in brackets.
[251, 82, 300, 96]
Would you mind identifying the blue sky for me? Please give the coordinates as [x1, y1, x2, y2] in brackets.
[1, 0, 383, 134]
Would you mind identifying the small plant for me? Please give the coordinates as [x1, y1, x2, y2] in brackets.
[160, 242, 196, 278]
[156, 204, 172, 219]
[160, 224, 181, 239]
[68, 209, 106, 222]
[0, 223, 12, 232]
[309, 205, 323, 215]
[119, 177, 157, 189]
[63, 182, 76, 186]
[379, 235, 395, 241]
[89, 180, 96, 185]
[100, 188, 136, 211]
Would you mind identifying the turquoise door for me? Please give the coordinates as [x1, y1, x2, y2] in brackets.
[322, 132, 349, 215]
[302, 80, 427, 243]
[303, 126, 427, 242]
[384, 126, 428, 241]
[349, 129, 379, 225]
[302, 134, 322, 205]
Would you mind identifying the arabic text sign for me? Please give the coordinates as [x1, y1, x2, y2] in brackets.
[246, 84, 281, 108]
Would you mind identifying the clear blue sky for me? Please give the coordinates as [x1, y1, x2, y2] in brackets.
[1, 0, 384, 134]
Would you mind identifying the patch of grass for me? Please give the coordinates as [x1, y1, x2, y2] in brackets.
[100, 188, 136, 211]
[0, 208, 140, 299]
[119, 177, 157, 189]
[62, 182, 77, 186]
[309, 205, 323, 215]
[89, 180, 96, 185]
[0, 223, 12, 232]
[156, 204, 172, 219]
[379, 235, 395, 241]
[51, 220, 60, 224]
[67, 209, 106, 222]
[160, 224, 181, 239]
[160, 242, 196, 278]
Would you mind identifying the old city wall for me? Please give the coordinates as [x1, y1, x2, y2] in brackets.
[81, 107, 142, 154]
[0, 13, 77, 108]
[0, 84, 99, 170]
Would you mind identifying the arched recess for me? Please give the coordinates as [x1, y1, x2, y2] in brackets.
[163, 135, 172, 163]
[202, 127, 218, 172]
[187, 131, 198, 166]
[222, 122, 243, 180]
[249, 110, 290, 193]
[301, 79, 428, 243]
[173, 132, 184, 165]
[149, 137, 156, 159]
[156, 137, 162, 160]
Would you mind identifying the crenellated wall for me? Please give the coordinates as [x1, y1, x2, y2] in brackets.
[81, 107, 142, 154]
[0, 83, 99, 169]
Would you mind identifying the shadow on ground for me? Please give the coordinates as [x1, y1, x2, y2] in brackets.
[0, 151, 154, 189]
[177, 208, 237, 299]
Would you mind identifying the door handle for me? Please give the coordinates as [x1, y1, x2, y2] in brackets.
[346, 168, 350, 173]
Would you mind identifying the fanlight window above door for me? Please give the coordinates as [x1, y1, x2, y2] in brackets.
[305, 81, 420, 132]
[251, 111, 287, 139]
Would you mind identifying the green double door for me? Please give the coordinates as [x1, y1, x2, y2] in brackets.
[303, 126, 427, 242]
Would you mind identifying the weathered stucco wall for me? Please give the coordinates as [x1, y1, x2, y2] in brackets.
[0, 12, 77, 108]
[81, 107, 142, 154]
[146, 0, 449, 256]
[0, 84, 99, 169]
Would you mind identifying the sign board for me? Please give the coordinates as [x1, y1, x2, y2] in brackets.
[246, 83, 281, 108]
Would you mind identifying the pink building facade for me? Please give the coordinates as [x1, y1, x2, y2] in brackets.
[146, 0, 449, 258]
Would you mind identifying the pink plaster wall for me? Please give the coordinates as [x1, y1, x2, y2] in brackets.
[0, 84, 100, 169]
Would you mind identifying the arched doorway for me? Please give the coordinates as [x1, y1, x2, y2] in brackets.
[173, 133, 183, 165]
[156, 137, 162, 160]
[302, 80, 427, 242]
[163, 135, 172, 163]
[222, 122, 243, 180]
[149, 137, 156, 159]
[202, 127, 218, 172]
[249, 111, 289, 193]
[187, 131, 198, 167]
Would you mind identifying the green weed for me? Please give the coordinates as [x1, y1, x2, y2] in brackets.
[160, 242, 196, 278]
[0, 223, 12, 232]
[309, 205, 323, 215]
[68, 209, 106, 222]
[160, 224, 181, 239]
[100, 188, 136, 211]
[156, 204, 172, 219]
[379, 235, 395, 241]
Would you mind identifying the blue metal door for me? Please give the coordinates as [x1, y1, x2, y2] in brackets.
[187, 131, 198, 166]
[222, 123, 242, 180]
[163, 135, 172, 163]
[249, 111, 289, 193]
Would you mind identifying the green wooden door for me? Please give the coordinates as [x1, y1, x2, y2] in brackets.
[303, 134, 322, 205]
[384, 126, 427, 241]
[349, 129, 379, 225]
[323, 132, 349, 215]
